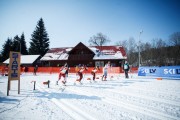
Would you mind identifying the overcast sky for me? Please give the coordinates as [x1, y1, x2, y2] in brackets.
[0, 0, 180, 51]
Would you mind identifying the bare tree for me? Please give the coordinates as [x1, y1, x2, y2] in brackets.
[115, 32, 180, 66]
[116, 37, 137, 66]
[169, 32, 180, 65]
[89, 33, 111, 46]
[141, 42, 152, 66]
[169, 32, 180, 46]
[127, 37, 137, 66]
[154, 38, 167, 66]
[156, 39, 166, 48]
[116, 39, 128, 53]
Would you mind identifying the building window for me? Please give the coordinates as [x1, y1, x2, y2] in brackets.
[95, 61, 104, 67]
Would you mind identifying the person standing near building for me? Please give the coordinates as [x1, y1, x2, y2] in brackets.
[24, 66, 28, 73]
[4, 65, 9, 76]
[102, 61, 110, 81]
[123, 61, 130, 78]
[34, 65, 38, 75]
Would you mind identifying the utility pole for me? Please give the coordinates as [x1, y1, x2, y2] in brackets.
[138, 30, 143, 67]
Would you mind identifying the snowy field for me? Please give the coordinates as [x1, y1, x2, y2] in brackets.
[0, 73, 180, 120]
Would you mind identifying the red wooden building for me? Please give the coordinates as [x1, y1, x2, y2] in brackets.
[40, 42, 127, 67]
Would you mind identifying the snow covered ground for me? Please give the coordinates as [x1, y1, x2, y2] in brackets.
[0, 73, 180, 120]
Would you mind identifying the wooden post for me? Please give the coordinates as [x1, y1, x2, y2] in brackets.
[48, 80, 50, 88]
[18, 79, 20, 94]
[33, 81, 36, 90]
[7, 79, 10, 96]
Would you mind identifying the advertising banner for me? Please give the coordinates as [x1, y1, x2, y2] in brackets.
[138, 67, 159, 76]
[138, 66, 180, 78]
[160, 66, 180, 78]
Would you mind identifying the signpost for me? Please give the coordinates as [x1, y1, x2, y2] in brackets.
[7, 51, 21, 96]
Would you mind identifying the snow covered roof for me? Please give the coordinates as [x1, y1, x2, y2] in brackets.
[40, 48, 72, 60]
[89, 46, 126, 60]
[3, 55, 40, 64]
[41, 43, 127, 61]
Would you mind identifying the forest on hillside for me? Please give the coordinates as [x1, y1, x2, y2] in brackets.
[116, 32, 180, 66]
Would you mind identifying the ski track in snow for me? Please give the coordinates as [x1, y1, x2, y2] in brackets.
[0, 74, 180, 120]
[37, 76, 180, 120]
[64, 85, 180, 120]
[36, 84, 98, 120]
[0, 75, 73, 120]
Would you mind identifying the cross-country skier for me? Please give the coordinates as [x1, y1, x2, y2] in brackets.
[91, 66, 99, 81]
[75, 65, 88, 84]
[57, 63, 68, 85]
[102, 61, 110, 81]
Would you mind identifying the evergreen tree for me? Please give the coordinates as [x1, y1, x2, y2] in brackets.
[12, 35, 21, 52]
[20, 33, 28, 55]
[1, 38, 13, 62]
[0, 54, 3, 63]
[29, 18, 50, 56]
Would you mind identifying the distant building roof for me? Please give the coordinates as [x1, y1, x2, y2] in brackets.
[41, 48, 72, 60]
[89, 46, 126, 60]
[41, 43, 127, 61]
[3, 55, 40, 64]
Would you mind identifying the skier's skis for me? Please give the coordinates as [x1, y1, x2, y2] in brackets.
[73, 81, 83, 86]
[59, 85, 66, 92]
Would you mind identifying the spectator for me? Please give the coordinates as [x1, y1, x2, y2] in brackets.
[34, 65, 38, 75]
[24, 66, 28, 73]
[123, 61, 130, 78]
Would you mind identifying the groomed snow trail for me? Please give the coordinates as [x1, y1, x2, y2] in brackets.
[64, 84, 180, 120]
[36, 84, 98, 120]
[35, 74, 180, 120]
[0, 73, 180, 120]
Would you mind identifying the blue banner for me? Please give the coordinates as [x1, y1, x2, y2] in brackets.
[138, 66, 180, 78]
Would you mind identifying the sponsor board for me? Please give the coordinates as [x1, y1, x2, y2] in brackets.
[138, 66, 180, 78]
